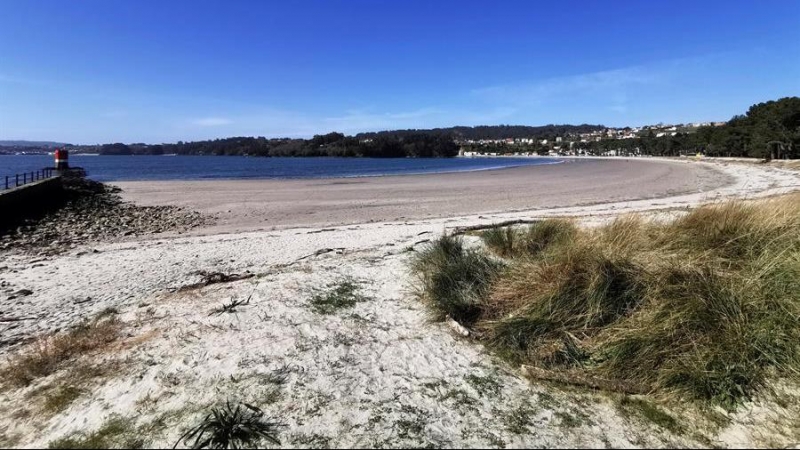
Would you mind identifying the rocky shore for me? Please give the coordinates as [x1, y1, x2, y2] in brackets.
[0, 176, 212, 256]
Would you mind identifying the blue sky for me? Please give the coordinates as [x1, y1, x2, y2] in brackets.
[1, 0, 798, 144]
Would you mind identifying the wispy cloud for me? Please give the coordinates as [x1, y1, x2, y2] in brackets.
[0, 73, 50, 86]
[471, 65, 667, 114]
[192, 117, 233, 127]
[321, 107, 444, 133]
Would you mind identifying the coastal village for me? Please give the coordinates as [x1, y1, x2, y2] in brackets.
[459, 121, 728, 157]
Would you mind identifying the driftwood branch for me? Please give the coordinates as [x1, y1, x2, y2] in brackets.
[0, 316, 37, 323]
[450, 219, 542, 235]
[178, 271, 255, 292]
[294, 247, 346, 263]
[520, 365, 649, 395]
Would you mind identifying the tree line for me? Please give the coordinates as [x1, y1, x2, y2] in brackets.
[583, 97, 799, 158]
[356, 124, 605, 141]
[87, 132, 460, 158]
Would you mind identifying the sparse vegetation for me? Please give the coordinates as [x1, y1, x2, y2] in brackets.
[175, 402, 282, 449]
[617, 397, 682, 434]
[309, 279, 367, 314]
[465, 373, 502, 397]
[48, 415, 143, 449]
[1, 318, 121, 387]
[42, 385, 84, 414]
[210, 296, 251, 316]
[502, 402, 538, 434]
[411, 195, 800, 408]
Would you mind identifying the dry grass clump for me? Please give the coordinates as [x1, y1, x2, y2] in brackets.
[482, 219, 577, 258]
[412, 194, 800, 407]
[1, 317, 121, 388]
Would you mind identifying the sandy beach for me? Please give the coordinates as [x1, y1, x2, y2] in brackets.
[111, 157, 732, 233]
[2, 158, 800, 448]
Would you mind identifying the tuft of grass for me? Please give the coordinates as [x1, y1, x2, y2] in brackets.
[554, 411, 582, 428]
[175, 402, 282, 449]
[481, 226, 518, 258]
[410, 194, 800, 408]
[309, 279, 366, 314]
[48, 415, 143, 449]
[617, 397, 682, 434]
[518, 219, 578, 257]
[410, 235, 502, 325]
[482, 219, 577, 258]
[43, 385, 85, 414]
[1, 318, 121, 388]
[488, 242, 646, 366]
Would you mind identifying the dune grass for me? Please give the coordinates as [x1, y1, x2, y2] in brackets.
[410, 235, 502, 325]
[481, 219, 577, 258]
[411, 194, 800, 408]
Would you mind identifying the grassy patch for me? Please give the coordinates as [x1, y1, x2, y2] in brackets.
[310, 279, 367, 314]
[48, 415, 144, 449]
[291, 433, 332, 448]
[440, 388, 478, 408]
[394, 405, 430, 440]
[1, 318, 121, 388]
[411, 195, 800, 408]
[42, 385, 85, 414]
[502, 402, 538, 435]
[465, 373, 502, 397]
[553, 407, 593, 429]
[617, 397, 682, 434]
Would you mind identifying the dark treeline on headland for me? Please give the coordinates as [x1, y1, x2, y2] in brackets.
[83, 124, 605, 158]
[355, 124, 606, 141]
[93, 133, 461, 158]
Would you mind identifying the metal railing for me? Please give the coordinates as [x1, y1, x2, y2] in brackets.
[2, 168, 57, 191]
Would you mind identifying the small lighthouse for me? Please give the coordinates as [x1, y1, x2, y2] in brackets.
[54, 148, 70, 170]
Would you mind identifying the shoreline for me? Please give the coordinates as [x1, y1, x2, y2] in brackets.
[111, 157, 738, 234]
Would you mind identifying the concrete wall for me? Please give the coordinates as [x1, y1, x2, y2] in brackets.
[0, 177, 64, 229]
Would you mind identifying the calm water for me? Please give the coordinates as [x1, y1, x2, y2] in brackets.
[0, 155, 560, 182]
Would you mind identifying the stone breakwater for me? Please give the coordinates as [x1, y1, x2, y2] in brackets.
[0, 177, 212, 256]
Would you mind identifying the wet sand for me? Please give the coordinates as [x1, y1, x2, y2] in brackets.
[112, 158, 731, 232]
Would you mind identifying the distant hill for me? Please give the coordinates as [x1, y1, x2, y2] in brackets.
[0, 140, 70, 148]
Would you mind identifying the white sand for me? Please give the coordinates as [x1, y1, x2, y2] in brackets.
[1, 158, 799, 448]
